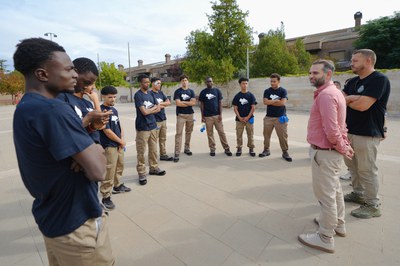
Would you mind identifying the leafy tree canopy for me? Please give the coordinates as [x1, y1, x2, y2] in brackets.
[354, 11, 400, 69]
[96, 62, 129, 88]
[0, 71, 24, 97]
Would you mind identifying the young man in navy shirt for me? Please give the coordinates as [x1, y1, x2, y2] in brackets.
[13, 38, 114, 265]
[232, 77, 257, 156]
[199, 76, 232, 156]
[150, 77, 173, 161]
[134, 74, 166, 185]
[259, 73, 292, 162]
[99, 86, 131, 210]
[173, 74, 197, 162]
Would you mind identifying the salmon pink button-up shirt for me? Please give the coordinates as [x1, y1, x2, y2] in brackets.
[307, 81, 350, 155]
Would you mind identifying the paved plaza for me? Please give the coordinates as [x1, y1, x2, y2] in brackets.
[1, 103, 399, 266]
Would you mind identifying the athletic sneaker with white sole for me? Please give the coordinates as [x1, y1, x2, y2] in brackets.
[298, 232, 334, 253]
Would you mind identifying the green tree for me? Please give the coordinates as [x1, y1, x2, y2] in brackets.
[96, 62, 129, 88]
[0, 71, 25, 102]
[354, 11, 400, 68]
[182, 0, 252, 83]
[251, 27, 298, 77]
[289, 39, 312, 74]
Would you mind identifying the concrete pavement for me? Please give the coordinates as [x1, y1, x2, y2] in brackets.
[1, 103, 399, 266]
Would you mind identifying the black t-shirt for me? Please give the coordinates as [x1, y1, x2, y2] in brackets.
[263, 87, 288, 117]
[99, 105, 122, 148]
[134, 90, 158, 131]
[174, 87, 195, 115]
[13, 93, 101, 237]
[150, 90, 168, 122]
[343, 71, 390, 137]
[232, 91, 257, 121]
[57, 92, 100, 143]
[199, 87, 222, 117]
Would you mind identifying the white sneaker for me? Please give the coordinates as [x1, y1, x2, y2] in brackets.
[298, 232, 334, 253]
[340, 172, 351, 180]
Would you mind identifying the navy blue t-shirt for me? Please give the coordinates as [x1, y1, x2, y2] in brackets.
[99, 105, 122, 148]
[134, 89, 158, 131]
[232, 91, 257, 121]
[57, 92, 100, 143]
[199, 87, 222, 117]
[263, 87, 288, 117]
[343, 71, 390, 137]
[150, 90, 168, 122]
[174, 87, 195, 115]
[13, 93, 102, 238]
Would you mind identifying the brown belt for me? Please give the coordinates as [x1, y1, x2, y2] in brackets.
[310, 144, 335, 151]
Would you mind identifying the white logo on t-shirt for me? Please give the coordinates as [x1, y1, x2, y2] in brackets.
[74, 105, 83, 119]
[156, 97, 163, 104]
[181, 93, 191, 100]
[206, 93, 216, 100]
[239, 98, 248, 105]
[111, 115, 119, 123]
[143, 100, 154, 109]
[270, 94, 280, 100]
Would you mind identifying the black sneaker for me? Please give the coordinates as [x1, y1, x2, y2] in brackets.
[249, 149, 256, 157]
[282, 151, 292, 162]
[259, 149, 271, 157]
[210, 151, 216, 156]
[101, 197, 115, 210]
[112, 184, 132, 194]
[139, 175, 147, 185]
[184, 149, 193, 156]
[160, 155, 174, 161]
[224, 149, 232, 156]
[173, 154, 179, 163]
[236, 148, 242, 157]
[149, 168, 166, 176]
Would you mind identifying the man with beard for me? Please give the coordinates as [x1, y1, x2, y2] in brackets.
[342, 49, 391, 219]
[298, 59, 353, 253]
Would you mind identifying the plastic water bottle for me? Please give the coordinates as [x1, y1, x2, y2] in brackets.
[200, 123, 206, 132]
[249, 117, 254, 124]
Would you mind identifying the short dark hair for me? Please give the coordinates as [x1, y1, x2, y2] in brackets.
[101, 85, 118, 95]
[73, 57, 99, 76]
[151, 77, 161, 83]
[270, 73, 281, 81]
[238, 77, 249, 83]
[312, 59, 335, 73]
[13, 38, 66, 76]
[179, 74, 189, 81]
[138, 74, 149, 82]
[333, 80, 341, 88]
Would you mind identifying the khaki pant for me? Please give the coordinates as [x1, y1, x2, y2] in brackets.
[204, 115, 230, 151]
[43, 213, 114, 266]
[136, 129, 158, 176]
[100, 147, 124, 198]
[156, 120, 168, 156]
[235, 121, 254, 149]
[263, 116, 288, 151]
[311, 148, 345, 237]
[175, 114, 194, 155]
[344, 134, 380, 206]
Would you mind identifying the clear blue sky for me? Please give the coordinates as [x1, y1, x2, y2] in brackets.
[1, 0, 398, 71]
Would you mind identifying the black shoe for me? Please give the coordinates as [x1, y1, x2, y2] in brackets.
[184, 149, 193, 156]
[160, 155, 174, 161]
[112, 184, 131, 194]
[101, 197, 115, 210]
[173, 154, 179, 163]
[210, 151, 216, 156]
[282, 151, 292, 162]
[236, 148, 242, 157]
[249, 149, 256, 157]
[225, 149, 232, 156]
[259, 149, 271, 157]
[149, 168, 166, 176]
[139, 175, 147, 185]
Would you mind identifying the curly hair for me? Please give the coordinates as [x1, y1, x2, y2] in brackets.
[13, 38, 65, 76]
[73, 57, 99, 76]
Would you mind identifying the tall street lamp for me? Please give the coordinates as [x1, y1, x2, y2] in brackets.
[44, 32, 57, 41]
